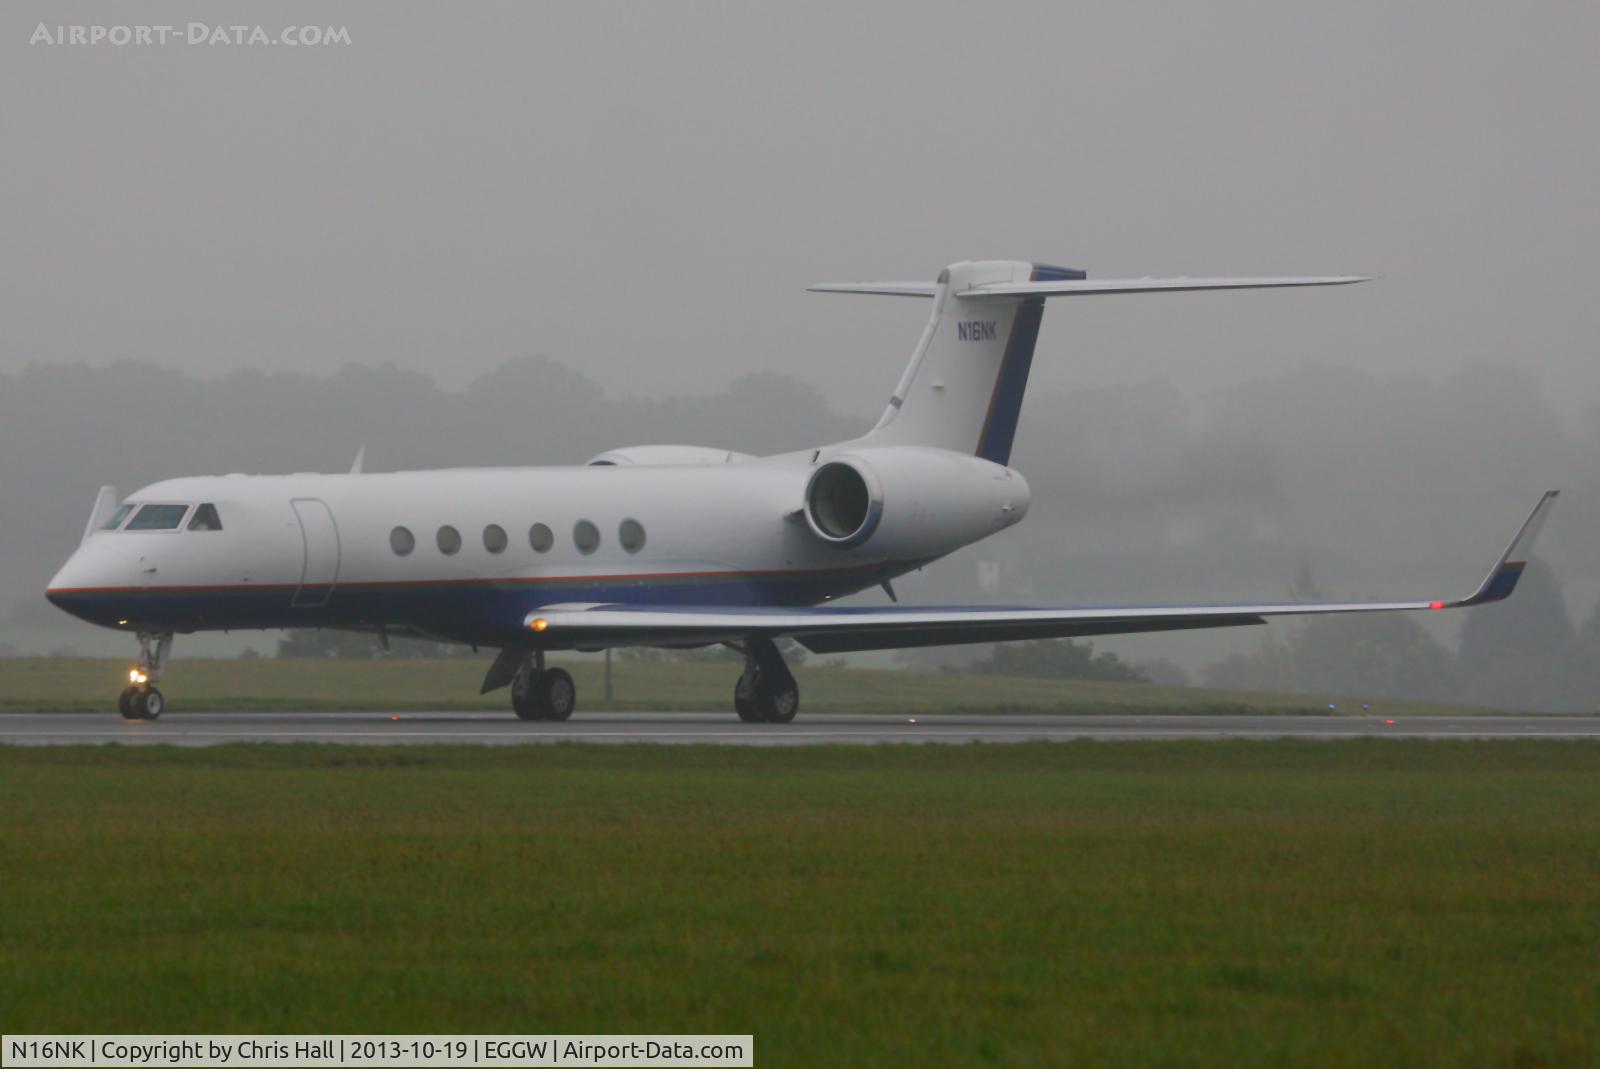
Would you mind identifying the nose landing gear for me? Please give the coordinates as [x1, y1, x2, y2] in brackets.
[119, 630, 172, 721]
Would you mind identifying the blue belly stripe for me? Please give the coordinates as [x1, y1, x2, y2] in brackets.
[47, 564, 912, 646]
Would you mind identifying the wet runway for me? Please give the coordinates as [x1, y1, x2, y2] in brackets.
[1, 711, 1598, 746]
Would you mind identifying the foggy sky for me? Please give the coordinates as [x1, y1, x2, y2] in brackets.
[4, 2, 1599, 419]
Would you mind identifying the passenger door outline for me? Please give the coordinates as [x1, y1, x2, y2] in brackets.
[290, 498, 341, 608]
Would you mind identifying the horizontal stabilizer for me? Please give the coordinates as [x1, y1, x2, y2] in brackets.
[809, 276, 1370, 299]
[957, 275, 1371, 299]
[807, 282, 940, 297]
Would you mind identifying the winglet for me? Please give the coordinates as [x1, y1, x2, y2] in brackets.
[1448, 491, 1560, 607]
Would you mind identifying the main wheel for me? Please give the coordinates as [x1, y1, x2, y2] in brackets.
[538, 668, 576, 721]
[733, 670, 798, 724]
[764, 680, 799, 724]
[734, 672, 765, 722]
[118, 686, 138, 719]
[511, 671, 544, 721]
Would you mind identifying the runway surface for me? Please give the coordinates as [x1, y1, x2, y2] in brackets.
[2, 711, 1599, 746]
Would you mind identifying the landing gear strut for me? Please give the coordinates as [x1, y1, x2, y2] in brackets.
[120, 630, 172, 721]
[510, 651, 577, 722]
[734, 637, 799, 724]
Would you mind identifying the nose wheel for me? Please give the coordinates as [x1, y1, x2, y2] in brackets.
[119, 685, 165, 720]
[119, 630, 172, 720]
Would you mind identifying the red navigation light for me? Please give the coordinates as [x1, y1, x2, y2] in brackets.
[1429, 600, 1445, 610]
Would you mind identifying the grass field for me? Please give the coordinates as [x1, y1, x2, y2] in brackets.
[0, 656, 1524, 716]
[2, 742, 1597, 1066]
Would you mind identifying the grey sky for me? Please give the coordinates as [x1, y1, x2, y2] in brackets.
[4, 1, 1598, 418]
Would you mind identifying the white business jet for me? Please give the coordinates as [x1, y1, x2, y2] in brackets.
[47, 260, 1556, 722]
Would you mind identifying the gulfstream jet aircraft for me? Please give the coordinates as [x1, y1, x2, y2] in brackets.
[47, 260, 1557, 721]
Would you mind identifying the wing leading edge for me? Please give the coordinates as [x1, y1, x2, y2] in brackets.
[522, 493, 1558, 654]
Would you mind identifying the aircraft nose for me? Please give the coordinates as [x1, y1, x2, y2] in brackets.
[45, 543, 130, 625]
[49, 547, 101, 594]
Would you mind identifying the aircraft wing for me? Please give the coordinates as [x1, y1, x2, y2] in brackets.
[523, 492, 1557, 654]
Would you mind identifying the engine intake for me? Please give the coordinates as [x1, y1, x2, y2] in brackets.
[804, 460, 881, 546]
[799, 447, 1029, 559]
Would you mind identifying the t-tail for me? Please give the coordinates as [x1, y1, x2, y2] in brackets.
[811, 260, 1369, 466]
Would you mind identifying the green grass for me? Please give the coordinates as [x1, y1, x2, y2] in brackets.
[2, 742, 1597, 1067]
[0, 656, 1518, 716]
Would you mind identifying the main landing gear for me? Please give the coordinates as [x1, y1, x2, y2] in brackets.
[734, 636, 800, 724]
[494, 638, 799, 724]
[510, 651, 577, 722]
[119, 630, 173, 721]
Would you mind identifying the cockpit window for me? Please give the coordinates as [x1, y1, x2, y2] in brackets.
[188, 503, 223, 531]
[99, 504, 135, 530]
[126, 504, 189, 531]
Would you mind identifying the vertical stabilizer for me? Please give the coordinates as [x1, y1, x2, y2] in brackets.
[860, 260, 1080, 465]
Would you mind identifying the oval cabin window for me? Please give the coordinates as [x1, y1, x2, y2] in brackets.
[573, 520, 600, 555]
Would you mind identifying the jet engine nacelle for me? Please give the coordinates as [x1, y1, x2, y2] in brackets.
[587, 445, 754, 467]
[802, 447, 1030, 559]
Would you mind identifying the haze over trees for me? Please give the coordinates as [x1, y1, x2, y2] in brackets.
[3, 356, 1594, 709]
[964, 640, 1151, 684]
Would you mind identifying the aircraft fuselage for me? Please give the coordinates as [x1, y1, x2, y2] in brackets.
[47, 458, 1028, 648]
